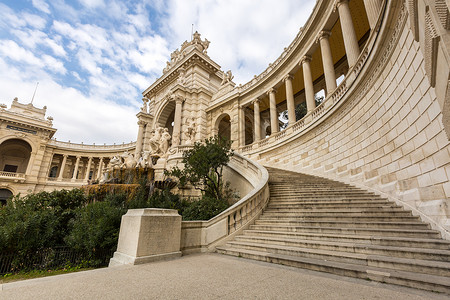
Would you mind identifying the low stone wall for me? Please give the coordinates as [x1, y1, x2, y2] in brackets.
[180, 153, 269, 254]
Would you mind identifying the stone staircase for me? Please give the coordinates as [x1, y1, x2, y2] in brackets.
[216, 167, 450, 294]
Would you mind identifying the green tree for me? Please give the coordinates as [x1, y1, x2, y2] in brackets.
[165, 136, 234, 201]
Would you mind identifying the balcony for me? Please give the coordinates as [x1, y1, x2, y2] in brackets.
[0, 171, 26, 182]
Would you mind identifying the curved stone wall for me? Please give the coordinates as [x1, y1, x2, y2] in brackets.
[246, 2, 450, 239]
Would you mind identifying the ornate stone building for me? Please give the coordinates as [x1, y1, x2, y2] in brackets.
[1, 0, 449, 240]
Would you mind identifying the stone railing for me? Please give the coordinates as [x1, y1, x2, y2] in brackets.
[180, 153, 269, 254]
[49, 139, 136, 151]
[0, 171, 25, 180]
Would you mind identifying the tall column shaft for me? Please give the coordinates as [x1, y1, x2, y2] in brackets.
[268, 88, 279, 134]
[135, 121, 145, 155]
[318, 31, 337, 95]
[172, 98, 183, 146]
[96, 158, 103, 180]
[84, 157, 93, 181]
[58, 155, 68, 180]
[72, 156, 81, 180]
[284, 75, 296, 125]
[239, 105, 246, 147]
[302, 56, 316, 112]
[363, 0, 382, 29]
[253, 99, 261, 142]
[337, 0, 360, 68]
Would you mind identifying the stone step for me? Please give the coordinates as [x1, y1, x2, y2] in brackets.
[254, 219, 430, 229]
[231, 236, 450, 261]
[262, 209, 412, 216]
[242, 229, 450, 249]
[258, 215, 421, 223]
[266, 204, 403, 210]
[267, 202, 397, 208]
[267, 200, 392, 206]
[269, 196, 383, 201]
[216, 247, 450, 293]
[248, 224, 441, 239]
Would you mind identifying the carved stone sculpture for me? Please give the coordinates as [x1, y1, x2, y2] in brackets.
[184, 117, 196, 144]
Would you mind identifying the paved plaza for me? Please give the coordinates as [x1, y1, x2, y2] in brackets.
[0, 253, 447, 300]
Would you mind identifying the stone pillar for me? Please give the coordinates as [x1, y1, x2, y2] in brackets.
[301, 56, 316, 112]
[72, 156, 81, 180]
[109, 209, 182, 267]
[363, 0, 382, 29]
[135, 121, 146, 156]
[239, 105, 246, 147]
[84, 157, 93, 181]
[172, 97, 184, 146]
[336, 0, 360, 68]
[318, 31, 337, 95]
[267, 88, 279, 134]
[253, 99, 261, 142]
[284, 75, 296, 126]
[57, 154, 68, 180]
[96, 158, 104, 180]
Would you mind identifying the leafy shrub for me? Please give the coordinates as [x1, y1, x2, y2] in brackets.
[182, 196, 230, 221]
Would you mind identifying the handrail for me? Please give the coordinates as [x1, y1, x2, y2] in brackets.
[180, 152, 270, 253]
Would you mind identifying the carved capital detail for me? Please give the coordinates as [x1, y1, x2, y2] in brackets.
[283, 74, 294, 82]
[317, 30, 331, 43]
[300, 55, 312, 66]
[267, 88, 277, 96]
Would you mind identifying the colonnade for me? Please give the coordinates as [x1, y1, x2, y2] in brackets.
[239, 0, 382, 145]
[52, 154, 105, 182]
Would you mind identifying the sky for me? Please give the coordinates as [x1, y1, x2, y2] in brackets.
[0, 0, 315, 144]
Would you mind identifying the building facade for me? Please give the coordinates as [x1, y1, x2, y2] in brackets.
[1, 0, 449, 238]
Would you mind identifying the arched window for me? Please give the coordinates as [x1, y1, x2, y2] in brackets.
[49, 166, 58, 178]
[0, 189, 13, 206]
[0, 139, 32, 174]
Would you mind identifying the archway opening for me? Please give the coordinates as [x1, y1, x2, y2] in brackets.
[217, 114, 231, 141]
[0, 139, 32, 174]
[0, 188, 13, 206]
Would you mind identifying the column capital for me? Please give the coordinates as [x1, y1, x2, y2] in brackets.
[252, 98, 261, 105]
[137, 120, 146, 127]
[300, 55, 312, 66]
[142, 97, 149, 103]
[267, 88, 277, 96]
[76, 155, 81, 159]
[99, 157, 104, 161]
[283, 74, 294, 82]
[62, 154, 68, 158]
[88, 156, 93, 160]
[334, 0, 349, 11]
[317, 30, 331, 43]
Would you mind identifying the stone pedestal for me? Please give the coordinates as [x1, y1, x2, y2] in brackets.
[109, 208, 182, 267]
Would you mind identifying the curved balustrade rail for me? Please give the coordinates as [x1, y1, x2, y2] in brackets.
[180, 153, 269, 254]
[0, 171, 25, 180]
[49, 139, 136, 151]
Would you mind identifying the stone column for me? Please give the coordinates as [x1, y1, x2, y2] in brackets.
[135, 121, 146, 156]
[336, 0, 360, 68]
[284, 75, 296, 126]
[363, 0, 382, 29]
[172, 97, 184, 146]
[239, 105, 246, 147]
[267, 88, 279, 134]
[58, 154, 68, 180]
[301, 56, 316, 112]
[72, 156, 81, 180]
[96, 158, 104, 180]
[253, 99, 261, 142]
[318, 31, 337, 95]
[84, 157, 93, 181]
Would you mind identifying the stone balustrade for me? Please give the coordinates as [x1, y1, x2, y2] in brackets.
[49, 139, 136, 151]
[0, 171, 25, 180]
[180, 152, 269, 254]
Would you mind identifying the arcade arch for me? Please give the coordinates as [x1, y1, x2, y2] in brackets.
[215, 113, 231, 141]
[0, 188, 13, 205]
[0, 139, 32, 174]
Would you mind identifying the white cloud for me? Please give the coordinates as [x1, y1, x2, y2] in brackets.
[32, 0, 51, 14]
[78, 0, 105, 9]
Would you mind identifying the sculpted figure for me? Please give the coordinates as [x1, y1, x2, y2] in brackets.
[137, 150, 152, 168]
[159, 128, 171, 154]
[149, 127, 162, 155]
[185, 117, 196, 144]
[108, 155, 122, 170]
[120, 151, 137, 169]
[221, 70, 234, 85]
